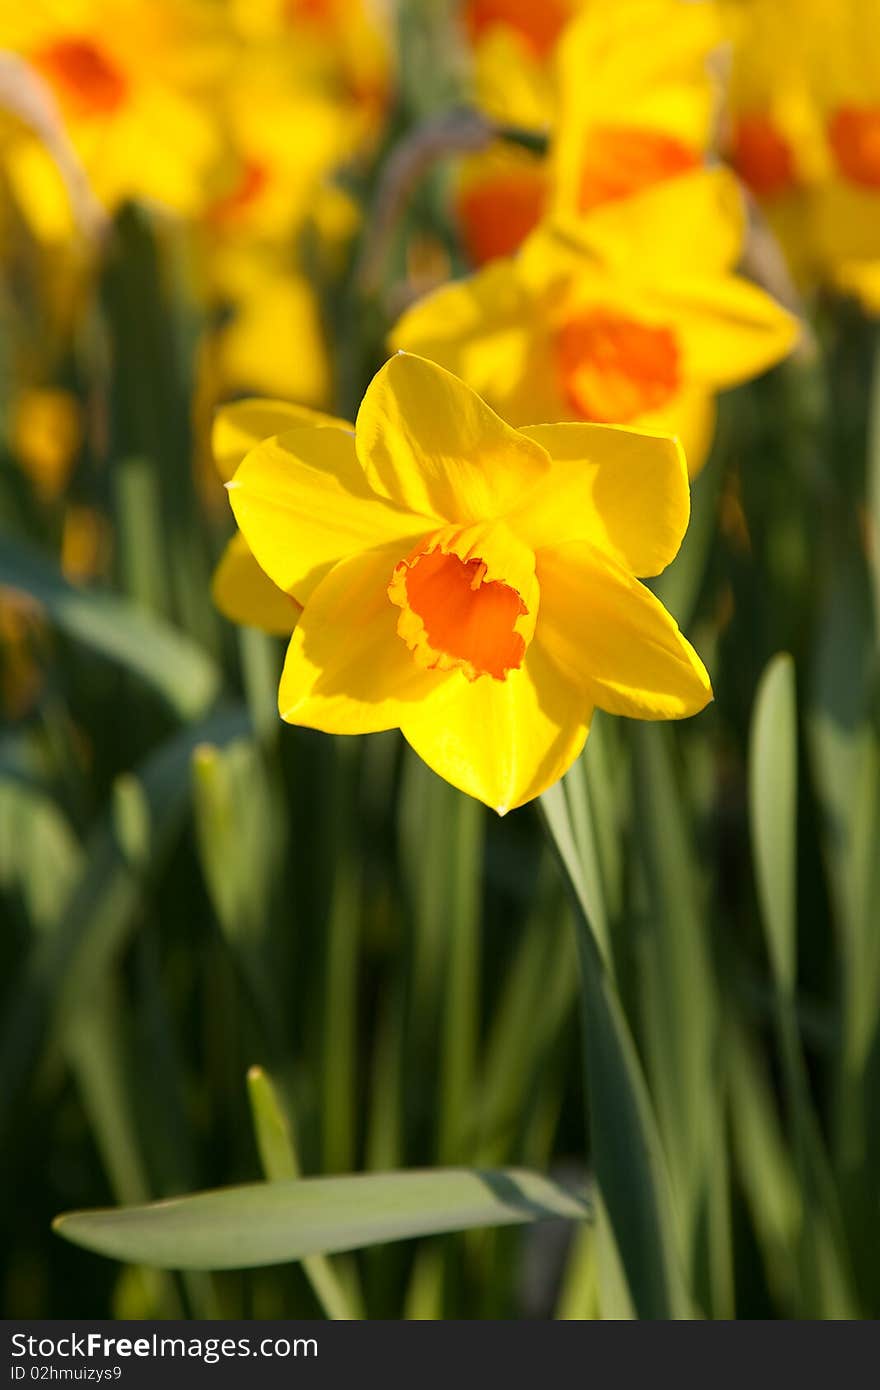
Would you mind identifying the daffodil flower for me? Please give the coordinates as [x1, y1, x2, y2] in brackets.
[550, 0, 721, 220]
[394, 169, 799, 476]
[457, 0, 721, 266]
[726, 0, 880, 310]
[200, 248, 332, 406]
[2, 0, 226, 215]
[226, 353, 712, 813]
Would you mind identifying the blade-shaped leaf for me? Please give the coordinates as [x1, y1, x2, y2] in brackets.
[53, 1168, 589, 1270]
[749, 653, 798, 995]
[540, 778, 691, 1320]
[0, 709, 251, 1137]
[0, 534, 219, 718]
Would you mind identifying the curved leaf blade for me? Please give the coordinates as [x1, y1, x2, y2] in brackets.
[0, 534, 219, 718]
[53, 1168, 589, 1270]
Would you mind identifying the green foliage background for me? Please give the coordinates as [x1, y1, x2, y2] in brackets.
[2, 6, 880, 1322]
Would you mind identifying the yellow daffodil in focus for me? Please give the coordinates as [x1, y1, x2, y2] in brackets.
[211, 398, 350, 635]
[1, 0, 224, 215]
[395, 170, 799, 476]
[226, 353, 712, 813]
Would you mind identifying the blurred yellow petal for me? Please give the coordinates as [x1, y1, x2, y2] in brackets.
[834, 257, 880, 313]
[228, 424, 428, 605]
[539, 167, 747, 279]
[60, 504, 107, 582]
[211, 253, 331, 406]
[211, 532, 300, 635]
[661, 273, 801, 388]
[470, 23, 558, 128]
[355, 353, 549, 522]
[279, 543, 448, 734]
[401, 638, 591, 814]
[12, 387, 82, 501]
[213, 398, 352, 483]
[389, 265, 535, 402]
[466, 0, 576, 67]
[552, 0, 722, 219]
[635, 388, 718, 480]
[537, 541, 712, 719]
[3, 133, 77, 244]
[509, 422, 689, 576]
[555, 0, 722, 124]
[811, 181, 880, 274]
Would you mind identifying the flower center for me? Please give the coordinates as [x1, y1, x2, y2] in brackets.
[389, 523, 538, 682]
[732, 114, 797, 199]
[34, 38, 128, 118]
[457, 166, 547, 264]
[557, 309, 681, 422]
[465, 0, 572, 59]
[828, 105, 880, 189]
[578, 126, 699, 213]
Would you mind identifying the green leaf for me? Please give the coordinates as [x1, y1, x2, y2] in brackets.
[0, 534, 219, 719]
[53, 1168, 589, 1270]
[867, 332, 880, 634]
[632, 727, 717, 1185]
[540, 776, 691, 1320]
[247, 1068, 361, 1319]
[749, 653, 798, 994]
[0, 709, 250, 1138]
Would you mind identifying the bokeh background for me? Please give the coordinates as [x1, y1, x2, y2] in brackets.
[1, 0, 879, 1320]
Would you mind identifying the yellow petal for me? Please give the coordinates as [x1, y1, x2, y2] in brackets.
[213, 399, 352, 483]
[87, 89, 220, 216]
[228, 424, 429, 606]
[834, 258, 880, 315]
[509, 422, 689, 577]
[355, 353, 550, 522]
[634, 389, 717, 481]
[552, 1, 722, 219]
[211, 532, 300, 635]
[537, 541, 712, 719]
[593, 167, 745, 275]
[401, 638, 592, 814]
[389, 263, 535, 403]
[557, 0, 723, 127]
[472, 26, 555, 129]
[812, 183, 880, 288]
[524, 168, 747, 283]
[212, 257, 332, 405]
[279, 542, 448, 734]
[657, 272, 801, 388]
